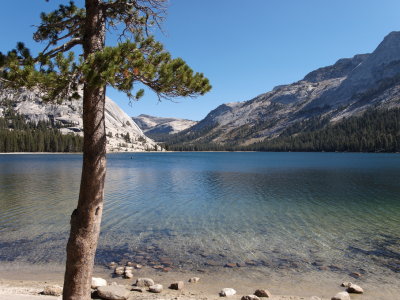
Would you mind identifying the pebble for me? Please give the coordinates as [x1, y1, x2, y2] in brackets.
[153, 265, 164, 270]
[206, 260, 220, 266]
[91, 277, 107, 289]
[189, 277, 200, 283]
[124, 271, 133, 279]
[220, 288, 237, 297]
[149, 284, 163, 293]
[135, 278, 155, 287]
[169, 281, 184, 290]
[340, 282, 352, 288]
[254, 289, 272, 298]
[347, 283, 364, 294]
[131, 287, 146, 293]
[163, 267, 172, 272]
[224, 263, 237, 268]
[242, 296, 260, 300]
[350, 272, 362, 278]
[245, 260, 257, 266]
[42, 285, 63, 296]
[97, 285, 131, 300]
[331, 291, 350, 300]
[114, 266, 124, 275]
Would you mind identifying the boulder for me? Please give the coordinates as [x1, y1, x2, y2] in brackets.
[97, 285, 131, 300]
[149, 284, 163, 293]
[135, 277, 155, 287]
[42, 285, 63, 296]
[347, 283, 364, 294]
[254, 289, 272, 298]
[189, 277, 200, 283]
[331, 291, 350, 300]
[220, 288, 237, 297]
[169, 281, 184, 290]
[242, 295, 260, 300]
[92, 277, 107, 289]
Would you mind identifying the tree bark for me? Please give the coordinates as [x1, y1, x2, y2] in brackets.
[63, 1, 106, 299]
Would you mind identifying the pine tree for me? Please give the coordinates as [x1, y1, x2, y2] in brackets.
[0, 1, 211, 299]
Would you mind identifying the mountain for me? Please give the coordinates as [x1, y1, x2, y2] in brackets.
[0, 88, 161, 152]
[164, 31, 400, 150]
[132, 114, 197, 136]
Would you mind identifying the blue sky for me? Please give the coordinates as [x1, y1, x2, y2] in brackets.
[1, 0, 400, 120]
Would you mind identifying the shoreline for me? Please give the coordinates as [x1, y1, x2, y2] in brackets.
[0, 263, 399, 300]
[1, 151, 400, 155]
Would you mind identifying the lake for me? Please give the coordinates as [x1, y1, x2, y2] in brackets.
[0, 152, 400, 284]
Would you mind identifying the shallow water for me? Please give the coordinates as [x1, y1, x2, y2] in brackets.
[0, 152, 400, 285]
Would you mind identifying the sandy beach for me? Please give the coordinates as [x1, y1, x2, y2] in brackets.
[1, 262, 399, 300]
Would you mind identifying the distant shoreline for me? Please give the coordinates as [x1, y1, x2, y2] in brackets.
[0, 151, 399, 155]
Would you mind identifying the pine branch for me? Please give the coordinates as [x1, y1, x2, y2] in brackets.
[40, 38, 82, 59]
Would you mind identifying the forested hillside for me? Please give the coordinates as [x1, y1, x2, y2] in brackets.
[166, 108, 400, 152]
[0, 101, 83, 152]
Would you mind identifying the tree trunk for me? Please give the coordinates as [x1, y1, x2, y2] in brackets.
[63, 1, 106, 299]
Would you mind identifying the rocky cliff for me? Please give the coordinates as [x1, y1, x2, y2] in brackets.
[0, 88, 161, 152]
[167, 31, 400, 147]
[132, 114, 197, 135]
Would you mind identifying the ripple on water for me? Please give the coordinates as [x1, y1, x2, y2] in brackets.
[0, 152, 400, 284]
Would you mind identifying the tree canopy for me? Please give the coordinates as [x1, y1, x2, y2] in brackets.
[0, 1, 211, 102]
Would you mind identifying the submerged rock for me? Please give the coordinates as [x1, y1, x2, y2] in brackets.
[254, 289, 272, 298]
[349, 272, 362, 278]
[97, 285, 130, 300]
[220, 288, 237, 297]
[149, 284, 163, 293]
[92, 277, 107, 289]
[331, 291, 350, 300]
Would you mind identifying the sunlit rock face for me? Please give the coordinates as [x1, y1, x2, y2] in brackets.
[0, 87, 162, 152]
[171, 31, 400, 146]
[132, 114, 198, 135]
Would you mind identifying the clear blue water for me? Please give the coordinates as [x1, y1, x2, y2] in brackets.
[0, 152, 400, 281]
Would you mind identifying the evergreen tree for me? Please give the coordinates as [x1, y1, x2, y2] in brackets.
[0, 1, 211, 299]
